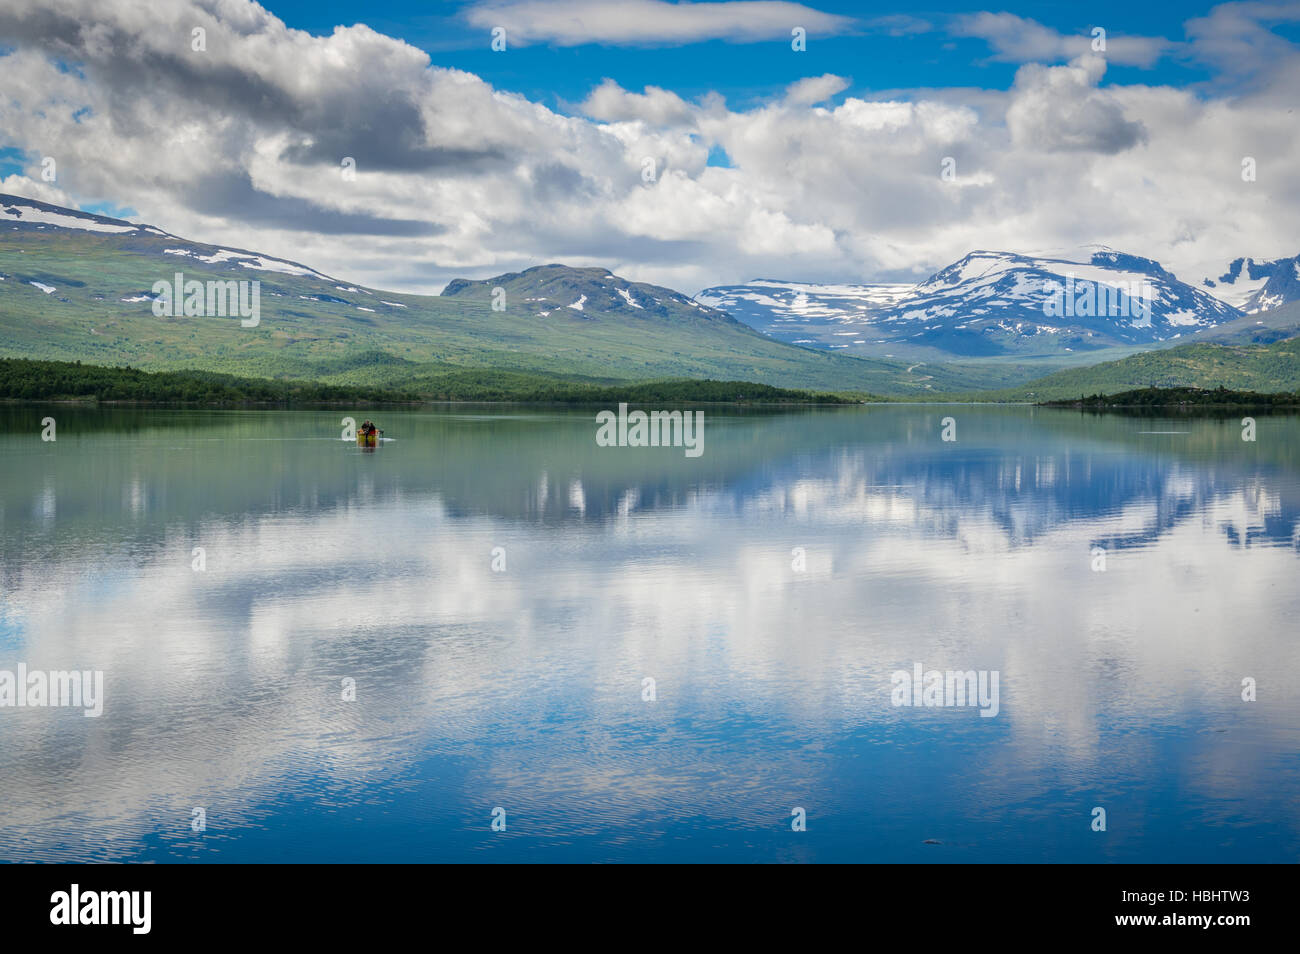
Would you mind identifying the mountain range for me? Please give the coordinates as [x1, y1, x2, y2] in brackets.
[698, 246, 1299, 361]
[2, 191, 1298, 399]
[0, 193, 997, 395]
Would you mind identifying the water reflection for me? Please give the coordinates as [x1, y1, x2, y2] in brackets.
[0, 406, 1297, 862]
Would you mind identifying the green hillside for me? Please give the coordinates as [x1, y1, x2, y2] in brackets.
[963, 335, 1300, 402]
[0, 214, 1021, 396]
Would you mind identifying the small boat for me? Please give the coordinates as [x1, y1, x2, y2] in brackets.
[357, 420, 382, 448]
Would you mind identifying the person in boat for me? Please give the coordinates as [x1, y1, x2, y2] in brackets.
[359, 420, 379, 437]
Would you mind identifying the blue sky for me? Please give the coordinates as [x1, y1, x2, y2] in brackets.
[266, 0, 1231, 107]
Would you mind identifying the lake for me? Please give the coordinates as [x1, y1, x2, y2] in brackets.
[1, 404, 1297, 863]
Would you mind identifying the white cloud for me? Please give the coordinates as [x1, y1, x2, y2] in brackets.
[1006, 55, 1147, 154]
[953, 11, 1173, 68]
[1184, 1, 1300, 97]
[464, 0, 855, 47]
[581, 79, 696, 125]
[0, 174, 75, 207]
[783, 73, 850, 106]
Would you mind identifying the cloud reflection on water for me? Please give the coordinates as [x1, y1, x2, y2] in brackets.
[0, 406, 1297, 861]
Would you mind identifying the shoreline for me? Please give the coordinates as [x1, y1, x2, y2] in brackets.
[3, 358, 1299, 412]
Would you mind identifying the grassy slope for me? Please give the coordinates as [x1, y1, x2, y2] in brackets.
[952, 335, 1300, 402]
[0, 228, 1025, 396]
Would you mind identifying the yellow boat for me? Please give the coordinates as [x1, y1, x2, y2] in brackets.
[357, 421, 382, 447]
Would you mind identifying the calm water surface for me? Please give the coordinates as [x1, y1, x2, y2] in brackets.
[1, 405, 1297, 862]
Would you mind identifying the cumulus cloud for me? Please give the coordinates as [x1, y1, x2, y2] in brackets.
[0, 0, 640, 283]
[464, 0, 855, 47]
[1006, 55, 1148, 154]
[581, 80, 697, 125]
[0, 0, 1295, 296]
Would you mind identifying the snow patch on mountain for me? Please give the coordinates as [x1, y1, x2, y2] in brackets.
[2, 201, 137, 234]
[1202, 254, 1300, 313]
[162, 246, 328, 279]
[0, 193, 336, 283]
[696, 279, 915, 344]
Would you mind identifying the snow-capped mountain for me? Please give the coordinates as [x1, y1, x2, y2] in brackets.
[6, 189, 1277, 366]
[0, 196, 159, 235]
[0, 193, 335, 282]
[696, 280, 914, 346]
[1202, 255, 1300, 313]
[698, 247, 1244, 358]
